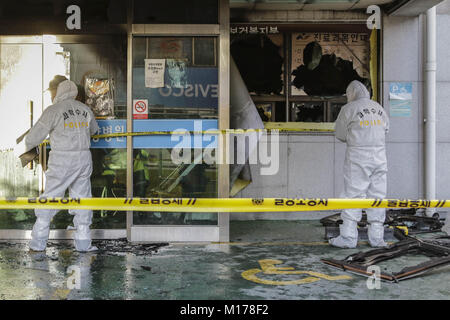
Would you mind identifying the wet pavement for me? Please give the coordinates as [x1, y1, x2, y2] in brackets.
[0, 221, 449, 300]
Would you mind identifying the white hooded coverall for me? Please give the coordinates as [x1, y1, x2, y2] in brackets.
[331, 80, 390, 248]
[25, 80, 99, 252]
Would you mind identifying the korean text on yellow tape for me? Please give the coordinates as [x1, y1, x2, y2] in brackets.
[0, 198, 448, 212]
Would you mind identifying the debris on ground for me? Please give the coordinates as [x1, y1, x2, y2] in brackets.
[92, 239, 169, 256]
[0, 239, 169, 257]
[321, 208, 446, 240]
[322, 229, 450, 282]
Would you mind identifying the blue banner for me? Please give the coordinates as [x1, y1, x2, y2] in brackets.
[91, 119, 218, 149]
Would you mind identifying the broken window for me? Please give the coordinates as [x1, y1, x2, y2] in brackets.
[290, 32, 371, 123]
[255, 103, 273, 122]
[253, 101, 287, 122]
[230, 27, 373, 124]
[291, 33, 371, 97]
[231, 33, 284, 95]
[289, 99, 346, 123]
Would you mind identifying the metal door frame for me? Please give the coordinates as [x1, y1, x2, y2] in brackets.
[0, 35, 127, 240]
[126, 0, 230, 242]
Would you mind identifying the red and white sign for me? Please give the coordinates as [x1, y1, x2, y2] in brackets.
[133, 99, 148, 119]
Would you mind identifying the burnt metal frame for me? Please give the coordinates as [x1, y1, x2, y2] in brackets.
[321, 209, 445, 235]
[322, 231, 450, 282]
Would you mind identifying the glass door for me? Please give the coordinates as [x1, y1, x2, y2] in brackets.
[0, 39, 43, 232]
[42, 35, 128, 236]
[126, 0, 230, 241]
[129, 35, 220, 241]
[0, 35, 128, 239]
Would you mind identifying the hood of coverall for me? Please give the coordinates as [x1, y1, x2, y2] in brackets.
[346, 80, 370, 103]
[53, 80, 78, 104]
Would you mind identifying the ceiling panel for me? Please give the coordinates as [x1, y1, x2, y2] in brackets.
[230, 0, 397, 11]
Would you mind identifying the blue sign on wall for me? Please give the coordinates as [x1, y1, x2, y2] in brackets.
[389, 82, 413, 100]
[91, 119, 218, 149]
[389, 82, 413, 117]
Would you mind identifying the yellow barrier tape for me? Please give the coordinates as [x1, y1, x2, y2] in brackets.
[41, 128, 326, 145]
[91, 128, 333, 140]
[38, 128, 334, 145]
[0, 198, 447, 212]
[264, 122, 335, 133]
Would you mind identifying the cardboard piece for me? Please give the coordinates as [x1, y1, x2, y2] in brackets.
[15, 129, 39, 168]
[19, 148, 39, 168]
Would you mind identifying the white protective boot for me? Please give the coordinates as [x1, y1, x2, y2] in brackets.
[329, 219, 359, 248]
[73, 224, 98, 252]
[73, 209, 97, 252]
[29, 216, 52, 251]
[368, 222, 388, 248]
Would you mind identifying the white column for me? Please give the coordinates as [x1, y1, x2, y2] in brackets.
[424, 7, 437, 216]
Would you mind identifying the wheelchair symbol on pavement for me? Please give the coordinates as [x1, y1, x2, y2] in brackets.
[242, 259, 351, 285]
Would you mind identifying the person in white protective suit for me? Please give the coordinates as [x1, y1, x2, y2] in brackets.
[330, 80, 390, 248]
[26, 76, 99, 252]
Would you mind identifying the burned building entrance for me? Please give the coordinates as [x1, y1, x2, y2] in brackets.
[0, 0, 230, 242]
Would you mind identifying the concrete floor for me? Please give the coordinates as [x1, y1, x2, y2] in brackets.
[0, 220, 449, 300]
